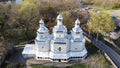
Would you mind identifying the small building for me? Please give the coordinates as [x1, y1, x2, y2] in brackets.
[22, 14, 87, 62]
[22, 44, 36, 59]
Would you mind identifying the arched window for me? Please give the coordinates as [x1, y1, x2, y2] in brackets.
[75, 48, 77, 50]
[41, 35, 43, 38]
[58, 47, 61, 51]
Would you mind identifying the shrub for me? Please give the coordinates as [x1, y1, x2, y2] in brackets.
[6, 63, 25, 68]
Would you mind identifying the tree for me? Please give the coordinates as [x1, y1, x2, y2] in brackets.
[0, 3, 11, 45]
[18, 0, 39, 41]
[87, 12, 115, 39]
[61, 11, 74, 31]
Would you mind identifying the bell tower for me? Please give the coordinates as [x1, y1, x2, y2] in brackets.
[50, 14, 70, 62]
[70, 19, 85, 52]
[52, 14, 67, 39]
[35, 19, 50, 60]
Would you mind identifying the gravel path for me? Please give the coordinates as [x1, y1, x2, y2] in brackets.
[111, 10, 120, 16]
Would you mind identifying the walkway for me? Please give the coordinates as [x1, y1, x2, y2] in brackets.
[8, 47, 26, 64]
[111, 10, 120, 17]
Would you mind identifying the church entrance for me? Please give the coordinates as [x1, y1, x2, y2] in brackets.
[58, 59, 61, 62]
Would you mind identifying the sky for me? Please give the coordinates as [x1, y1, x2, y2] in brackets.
[16, 0, 23, 3]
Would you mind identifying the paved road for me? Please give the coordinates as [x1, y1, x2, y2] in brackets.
[8, 47, 26, 64]
[111, 16, 120, 27]
[84, 33, 120, 67]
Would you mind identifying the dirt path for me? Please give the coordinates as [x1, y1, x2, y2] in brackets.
[110, 10, 120, 16]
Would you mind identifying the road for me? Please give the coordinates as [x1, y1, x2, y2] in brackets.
[84, 33, 120, 67]
[8, 47, 26, 64]
[111, 16, 120, 27]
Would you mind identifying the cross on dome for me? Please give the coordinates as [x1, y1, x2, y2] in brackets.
[39, 19, 44, 27]
[57, 14, 63, 25]
[75, 19, 80, 28]
[75, 19, 80, 24]
[39, 19, 44, 24]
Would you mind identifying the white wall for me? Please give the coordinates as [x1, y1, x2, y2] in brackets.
[36, 41, 50, 52]
[70, 42, 85, 51]
[51, 39, 69, 53]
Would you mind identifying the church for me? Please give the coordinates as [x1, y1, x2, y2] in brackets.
[22, 14, 88, 62]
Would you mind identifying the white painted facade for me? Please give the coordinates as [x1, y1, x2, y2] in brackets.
[22, 14, 87, 62]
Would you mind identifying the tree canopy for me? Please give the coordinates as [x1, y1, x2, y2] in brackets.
[87, 12, 115, 34]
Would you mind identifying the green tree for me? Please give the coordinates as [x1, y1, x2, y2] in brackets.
[0, 3, 11, 45]
[61, 11, 74, 31]
[87, 12, 115, 38]
[19, 0, 39, 41]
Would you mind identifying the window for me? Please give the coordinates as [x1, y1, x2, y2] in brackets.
[41, 35, 43, 38]
[74, 40, 82, 42]
[59, 35, 61, 37]
[54, 42, 66, 44]
[58, 47, 61, 51]
[39, 41, 45, 42]
[59, 19, 62, 22]
[38, 57, 39, 59]
[76, 32, 80, 34]
[57, 31, 63, 33]
[42, 46, 44, 48]
[75, 48, 77, 50]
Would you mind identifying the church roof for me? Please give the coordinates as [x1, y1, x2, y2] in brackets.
[37, 27, 48, 33]
[22, 44, 36, 54]
[72, 19, 83, 32]
[53, 25, 67, 32]
[72, 27, 83, 32]
[37, 19, 49, 33]
[39, 19, 44, 24]
[74, 38, 82, 42]
[53, 14, 67, 33]
[75, 19, 80, 25]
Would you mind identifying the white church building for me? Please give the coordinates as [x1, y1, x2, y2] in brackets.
[22, 14, 87, 62]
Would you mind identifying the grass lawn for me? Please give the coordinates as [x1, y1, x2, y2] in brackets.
[31, 65, 89, 68]
[69, 64, 89, 68]
[32, 65, 55, 68]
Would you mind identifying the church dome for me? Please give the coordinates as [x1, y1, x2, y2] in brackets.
[37, 19, 49, 33]
[72, 19, 82, 32]
[53, 14, 67, 33]
[35, 19, 49, 41]
[75, 19, 80, 25]
[39, 19, 44, 24]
